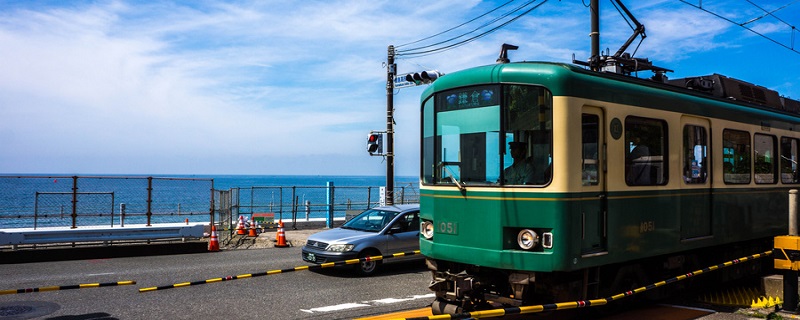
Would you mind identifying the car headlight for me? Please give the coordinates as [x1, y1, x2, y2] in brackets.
[517, 229, 539, 250]
[420, 221, 434, 240]
[326, 244, 354, 252]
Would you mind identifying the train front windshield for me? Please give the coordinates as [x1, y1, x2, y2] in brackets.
[422, 84, 553, 186]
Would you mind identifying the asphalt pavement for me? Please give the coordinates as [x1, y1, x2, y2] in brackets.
[2, 221, 793, 319]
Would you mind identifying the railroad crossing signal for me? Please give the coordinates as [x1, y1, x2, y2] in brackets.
[367, 131, 383, 156]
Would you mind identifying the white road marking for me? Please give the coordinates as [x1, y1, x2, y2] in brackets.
[301, 293, 435, 314]
[301, 303, 371, 313]
[86, 272, 116, 276]
[368, 293, 435, 304]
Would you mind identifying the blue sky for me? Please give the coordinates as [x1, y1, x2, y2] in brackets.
[1, 0, 798, 176]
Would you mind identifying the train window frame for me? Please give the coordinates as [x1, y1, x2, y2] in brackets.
[722, 129, 752, 185]
[582, 114, 600, 186]
[781, 137, 800, 184]
[624, 116, 668, 186]
[501, 85, 553, 186]
[422, 96, 435, 184]
[753, 133, 777, 184]
[682, 125, 708, 184]
[420, 84, 553, 187]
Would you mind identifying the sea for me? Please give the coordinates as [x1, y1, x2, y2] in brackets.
[0, 174, 418, 229]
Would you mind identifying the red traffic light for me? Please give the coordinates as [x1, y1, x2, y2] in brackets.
[367, 132, 383, 155]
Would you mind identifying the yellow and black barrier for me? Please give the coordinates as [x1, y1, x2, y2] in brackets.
[0, 280, 136, 295]
[399, 250, 773, 320]
[138, 250, 421, 292]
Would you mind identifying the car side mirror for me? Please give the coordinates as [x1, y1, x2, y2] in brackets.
[387, 226, 403, 234]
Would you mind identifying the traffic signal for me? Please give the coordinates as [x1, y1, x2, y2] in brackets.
[367, 132, 383, 155]
[405, 70, 442, 85]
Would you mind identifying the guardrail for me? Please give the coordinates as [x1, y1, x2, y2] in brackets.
[0, 223, 205, 250]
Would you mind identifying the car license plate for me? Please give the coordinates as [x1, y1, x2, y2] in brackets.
[305, 253, 315, 262]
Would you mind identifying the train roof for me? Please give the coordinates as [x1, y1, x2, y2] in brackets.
[422, 61, 800, 131]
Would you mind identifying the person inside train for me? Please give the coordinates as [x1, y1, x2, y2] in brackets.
[626, 136, 651, 185]
[504, 141, 535, 185]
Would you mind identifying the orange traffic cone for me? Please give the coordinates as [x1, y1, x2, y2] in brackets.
[275, 221, 289, 248]
[248, 216, 257, 237]
[236, 216, 246, 235]
[208, 225, 220, 252]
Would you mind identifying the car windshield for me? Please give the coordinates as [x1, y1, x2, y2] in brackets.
[341, 209, 401, 232]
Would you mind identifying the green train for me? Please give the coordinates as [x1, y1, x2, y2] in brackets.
[417, 60, 800, 313]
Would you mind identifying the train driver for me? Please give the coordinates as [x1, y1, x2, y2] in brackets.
[504, 142, 535, 185]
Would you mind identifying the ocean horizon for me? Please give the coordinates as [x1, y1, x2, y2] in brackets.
[0, 174, 419, 229]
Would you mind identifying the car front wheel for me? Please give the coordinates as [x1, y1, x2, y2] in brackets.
[356, 250, 381, 275]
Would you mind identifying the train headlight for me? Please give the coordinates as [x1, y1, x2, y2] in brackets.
[517, 229, 539, 250]
[421, 221, 434, 240]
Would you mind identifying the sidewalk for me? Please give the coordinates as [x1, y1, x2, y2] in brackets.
[222, 219, 335, 250]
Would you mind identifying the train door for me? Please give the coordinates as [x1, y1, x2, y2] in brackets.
[680, 117, 712, 240]
[581, 107, 607, 255]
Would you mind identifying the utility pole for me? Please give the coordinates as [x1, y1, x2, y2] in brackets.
[590, 0, 600, 71]
[385, 45, 395, 205]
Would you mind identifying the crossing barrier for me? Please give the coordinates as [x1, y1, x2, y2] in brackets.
[0, 280, 136, 295]
[398, 250, 773, 320]
[138, 250, 421, 292]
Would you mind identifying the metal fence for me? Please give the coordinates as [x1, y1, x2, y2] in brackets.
[212, 184, 420, 242]
[0, 176, 214, 229]
[0, 176, 420, 236]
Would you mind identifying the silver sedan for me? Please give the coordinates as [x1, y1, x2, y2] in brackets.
[301, 204, 420, 275]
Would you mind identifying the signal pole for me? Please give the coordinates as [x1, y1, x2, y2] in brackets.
[385, 45, 395, 205]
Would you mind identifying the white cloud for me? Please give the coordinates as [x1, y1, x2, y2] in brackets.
[0, 0, 798, 175]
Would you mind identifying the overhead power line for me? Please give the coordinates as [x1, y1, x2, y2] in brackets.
[395, 0, 518, 49]
[396, 0, 548, 58]
[679, 0, 800, 55]
[741, 0, 798, 27]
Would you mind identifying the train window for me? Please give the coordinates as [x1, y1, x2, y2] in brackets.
[754, 134, 777, 184]
[582, 114, 599, 186]
[781, 137, 800, 184]
[625, 116, 667, 186]
[683, 125, 708, 184]
[422, 97, 435, 184]
[722, 129, 751, 184]
[422, 84, 552, 187]
[502, 85, 553, 185]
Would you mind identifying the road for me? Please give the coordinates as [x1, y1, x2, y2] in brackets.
[0, 244, 778, 320]
[0, 246, 432, 320]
